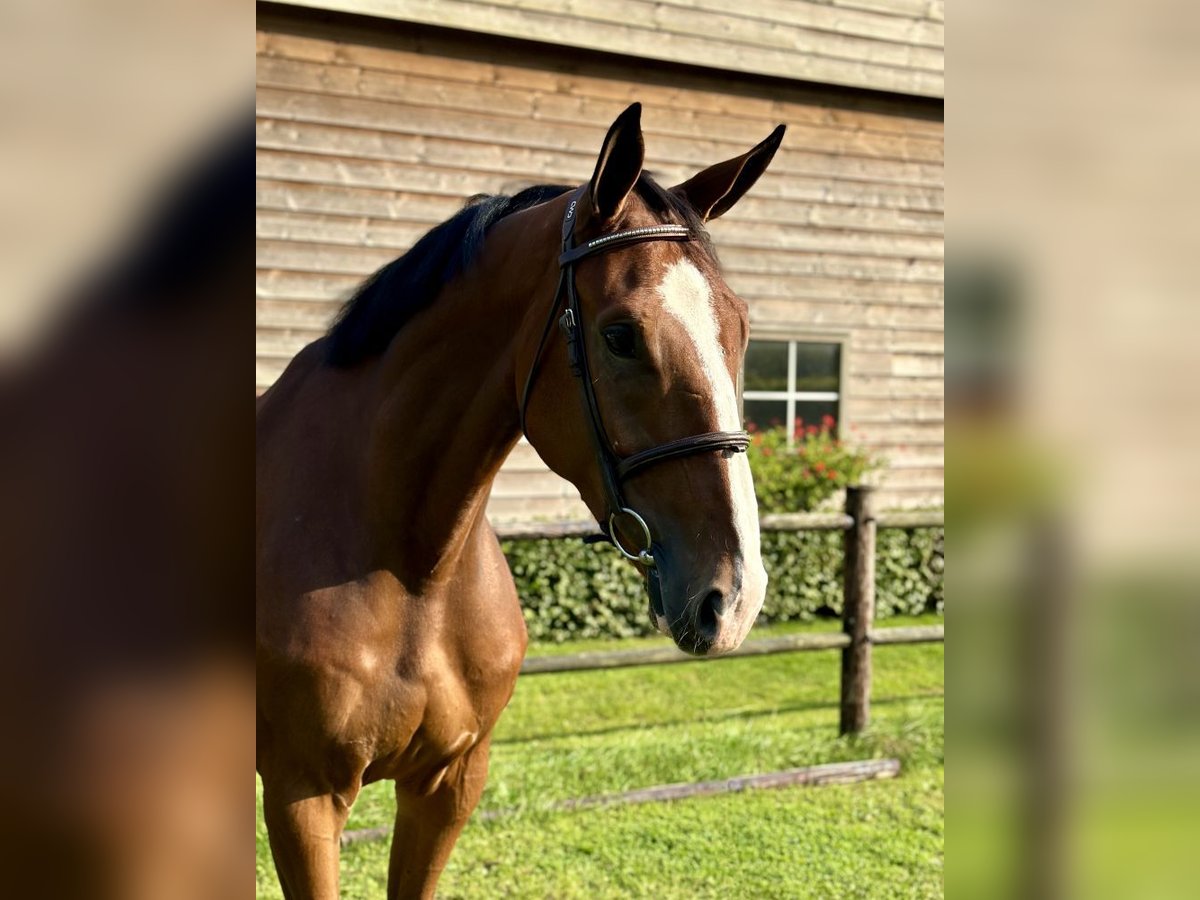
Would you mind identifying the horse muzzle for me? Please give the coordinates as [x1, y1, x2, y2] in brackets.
[646, 547, 766, 657]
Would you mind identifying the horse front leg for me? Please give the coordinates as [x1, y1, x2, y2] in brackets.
[262, 775, 356, 900]
[387, 734, 492, 900]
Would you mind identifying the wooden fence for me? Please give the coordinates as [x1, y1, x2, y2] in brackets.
[497, 487, 943, 735]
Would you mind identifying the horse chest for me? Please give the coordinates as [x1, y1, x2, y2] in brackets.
[366, 641, 515, 792]
[414, 625, 523, 739]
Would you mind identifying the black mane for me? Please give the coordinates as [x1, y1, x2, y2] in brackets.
[325, 174, 712, 366]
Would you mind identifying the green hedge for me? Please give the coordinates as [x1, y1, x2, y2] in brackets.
[502, 526, 943, 643]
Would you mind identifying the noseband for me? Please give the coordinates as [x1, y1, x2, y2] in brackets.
[519, 187, 750, 567]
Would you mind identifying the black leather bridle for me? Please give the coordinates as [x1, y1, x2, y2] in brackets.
[519, 187, 751, 567]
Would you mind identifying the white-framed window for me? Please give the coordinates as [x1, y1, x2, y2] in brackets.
[742, 338, 843, 438]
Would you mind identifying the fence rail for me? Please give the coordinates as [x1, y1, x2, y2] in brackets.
[508, 488, 943, 735]
[520, 624, 943, 675]
[494, 508, 943, 541]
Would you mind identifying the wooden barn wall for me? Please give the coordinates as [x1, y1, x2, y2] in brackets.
[282, 0, 944, 98]
[255, 13, 944, 518]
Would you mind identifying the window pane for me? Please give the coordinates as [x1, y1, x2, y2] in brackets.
[794, 342, 840, 393]
[794, 400, 840, 435]
[743, 340, 788, 392]
[743, 399, 786, 432]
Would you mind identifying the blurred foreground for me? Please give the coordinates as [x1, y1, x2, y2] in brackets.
[0, 2, 248, 898]
[952, 1, 1200, 897]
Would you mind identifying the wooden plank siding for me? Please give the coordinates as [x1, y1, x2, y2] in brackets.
[279, 0, 943, 98]
[255, 11, 944, 515]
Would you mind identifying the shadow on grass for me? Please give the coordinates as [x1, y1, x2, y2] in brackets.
[495, 690, 945, 745]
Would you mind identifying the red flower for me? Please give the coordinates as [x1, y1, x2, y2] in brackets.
[822, 414, 836, 428]
[814, 461, 826, 471]
[825, 469, 837, 480]
[746, 421, 758, 433]
[762, 446, 774, 457]
[806, 425, 819, 436]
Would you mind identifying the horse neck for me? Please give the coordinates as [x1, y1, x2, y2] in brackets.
[362, 202, 562, 588]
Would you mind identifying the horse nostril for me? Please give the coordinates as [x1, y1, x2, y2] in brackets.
[696, 589, 725, 642]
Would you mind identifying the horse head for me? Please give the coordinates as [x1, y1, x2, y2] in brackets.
[520, 104, 785, 656]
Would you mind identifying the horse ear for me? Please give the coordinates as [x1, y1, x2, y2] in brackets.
[587, 103, 645, 223]
[672, 124, 786, 222]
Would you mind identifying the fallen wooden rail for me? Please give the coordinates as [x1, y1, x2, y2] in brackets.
[340, 758, 901, 844]
[485, 758, 901, 818]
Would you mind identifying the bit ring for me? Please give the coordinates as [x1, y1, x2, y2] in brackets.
[609, 507, 655, 567]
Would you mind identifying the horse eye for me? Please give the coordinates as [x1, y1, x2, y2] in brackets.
[603, 324, 637, 358]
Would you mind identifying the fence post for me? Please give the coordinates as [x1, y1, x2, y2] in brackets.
[840, 485, 876, 735]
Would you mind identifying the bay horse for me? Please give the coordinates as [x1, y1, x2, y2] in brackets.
[256, 103, 785, 898]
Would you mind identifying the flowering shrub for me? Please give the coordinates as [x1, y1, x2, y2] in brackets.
[747, 415, 881, 513]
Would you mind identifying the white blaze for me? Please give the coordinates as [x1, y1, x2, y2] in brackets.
[658, 260, 767, 649]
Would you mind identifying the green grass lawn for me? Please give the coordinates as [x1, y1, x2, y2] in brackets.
[256, 614, 944, 898]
